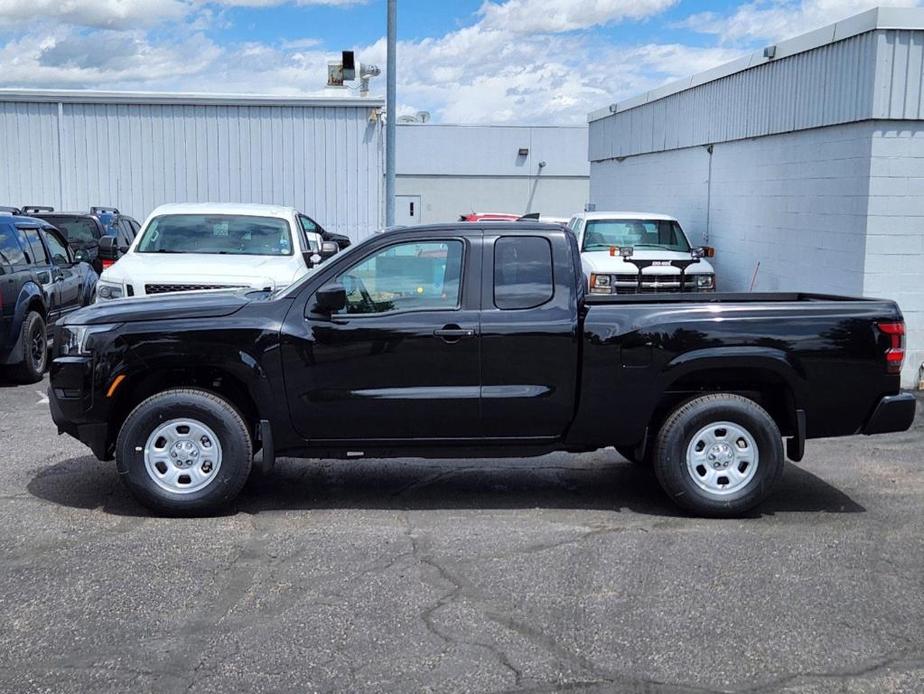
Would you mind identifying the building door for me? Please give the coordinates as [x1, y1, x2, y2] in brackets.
[395, 195, 422, 226]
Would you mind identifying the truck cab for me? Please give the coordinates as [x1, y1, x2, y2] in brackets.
[568, 211, 716, 294]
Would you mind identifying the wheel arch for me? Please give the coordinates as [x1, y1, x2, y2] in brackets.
[657, 348, 807, 438]
[108, 366, 262, 451]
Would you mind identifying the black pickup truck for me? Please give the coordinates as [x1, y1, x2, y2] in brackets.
[48, 223, 916, 516]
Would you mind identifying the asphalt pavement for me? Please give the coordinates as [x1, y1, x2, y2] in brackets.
[0, 376, 922, 693]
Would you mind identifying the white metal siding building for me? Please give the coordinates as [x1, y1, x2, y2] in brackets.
[588, 7, 924, 388]
[0, 90, 384, 242]
[396, 124, 589, 224]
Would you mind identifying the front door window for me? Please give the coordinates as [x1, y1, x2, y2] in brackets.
[337, 240, 463, 315]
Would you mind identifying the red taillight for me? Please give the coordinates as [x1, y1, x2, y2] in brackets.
[878, 322, 905, 374]
[101, 259, 115, 269]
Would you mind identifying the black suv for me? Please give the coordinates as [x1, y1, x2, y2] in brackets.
[0, 216, 98, 383]
[22, 206, 141, 274]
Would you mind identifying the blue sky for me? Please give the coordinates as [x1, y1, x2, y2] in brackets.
[0, 1, 916, 124]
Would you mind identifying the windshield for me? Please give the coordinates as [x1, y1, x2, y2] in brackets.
[137, 214, 293, 256]
[582, 219, 690, 253]
[46, 217, 100, 245]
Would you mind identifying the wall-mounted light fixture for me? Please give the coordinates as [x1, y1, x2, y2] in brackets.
[518, 148, 529, 156]
[763, 45, 776, 59]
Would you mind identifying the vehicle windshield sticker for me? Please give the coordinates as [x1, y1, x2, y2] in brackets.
[213, 222, 229, 236]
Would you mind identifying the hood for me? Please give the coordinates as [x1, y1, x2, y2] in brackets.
[64, 290, 251, 326]
[102, 252, 296, 288]
[582, 250, 715, 275]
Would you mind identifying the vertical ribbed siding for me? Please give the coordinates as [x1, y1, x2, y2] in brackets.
[0, 101, 60, 206]
[589, 31, 891, 161]
[0, 101, 383, 241]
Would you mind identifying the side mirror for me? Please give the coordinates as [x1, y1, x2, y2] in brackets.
[98, 235, 117, 258]
[74, 249, 90, 264]
[313, 283, 347, 314]
[320, 241, 339, 259]
[691, 247, 705, 260]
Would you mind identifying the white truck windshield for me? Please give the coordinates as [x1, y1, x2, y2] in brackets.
[583, 219, 691, 253]
[137, 215, 293, 256]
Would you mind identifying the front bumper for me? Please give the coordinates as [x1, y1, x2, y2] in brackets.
[862, 393, 917, 435]
[48, 355, 115, 460]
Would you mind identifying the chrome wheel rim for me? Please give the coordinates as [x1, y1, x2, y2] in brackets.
[143, 419, 223, 494]
[686, 421, 758, 495]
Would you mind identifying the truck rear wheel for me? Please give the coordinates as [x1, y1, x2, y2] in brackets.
[653, 394, 784, 517]
[115, 389, 252, 515]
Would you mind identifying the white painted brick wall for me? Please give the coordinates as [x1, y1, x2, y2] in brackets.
[866, 124, 924, 388]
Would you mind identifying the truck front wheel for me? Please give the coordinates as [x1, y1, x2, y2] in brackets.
[653, 394, 784, 517]
[115, 389, 253, 515]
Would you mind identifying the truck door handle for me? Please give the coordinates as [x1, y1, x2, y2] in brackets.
[433, 325, 474, 342]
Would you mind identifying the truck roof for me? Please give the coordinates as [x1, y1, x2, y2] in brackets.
[578, 211, 679, 222]
[148, 202, 298, 219]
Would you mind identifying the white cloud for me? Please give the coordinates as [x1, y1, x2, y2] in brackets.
[0, 0, 366, 30]
[352, 25, 743, 124]
[0, 28, 222, 85]
[680, 0, 922, 44]
[0, 0, 190, 30]
[478, 0, 678, 33]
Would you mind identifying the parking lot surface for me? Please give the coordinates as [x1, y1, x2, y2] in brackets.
[0, 377, 922, 693]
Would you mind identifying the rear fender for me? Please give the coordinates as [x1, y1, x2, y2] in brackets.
[663, 346, 808, 405]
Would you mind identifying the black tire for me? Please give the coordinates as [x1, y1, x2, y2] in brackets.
[8, 311, 47, 383]
[115, 389, 252, 516]
[653, 394, 784, 517]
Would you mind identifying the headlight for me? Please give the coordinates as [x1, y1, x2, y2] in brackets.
[589, 273, 614, 294]
[695, 274, 715, 290]
[96, 281, 123, 301]
[57, 324, 119, 356]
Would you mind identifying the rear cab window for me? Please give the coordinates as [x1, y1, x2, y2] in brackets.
[494, 236, 554, 310]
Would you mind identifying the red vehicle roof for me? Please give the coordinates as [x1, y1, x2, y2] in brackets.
[460, 213, 521, 222]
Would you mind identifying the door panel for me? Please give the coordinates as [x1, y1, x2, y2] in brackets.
[282, 235, 482, 442]
[479, 232, 580, 438]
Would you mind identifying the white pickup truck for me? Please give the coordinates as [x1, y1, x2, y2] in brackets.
[95, 203, 339, 301]
[567, 211, 716, 294]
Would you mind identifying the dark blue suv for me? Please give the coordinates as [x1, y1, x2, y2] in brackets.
[21, 206, 140, 274]
[0, 215, 98, 383]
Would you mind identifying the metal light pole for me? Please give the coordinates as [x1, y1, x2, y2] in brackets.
[385, 0, 397, 227]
